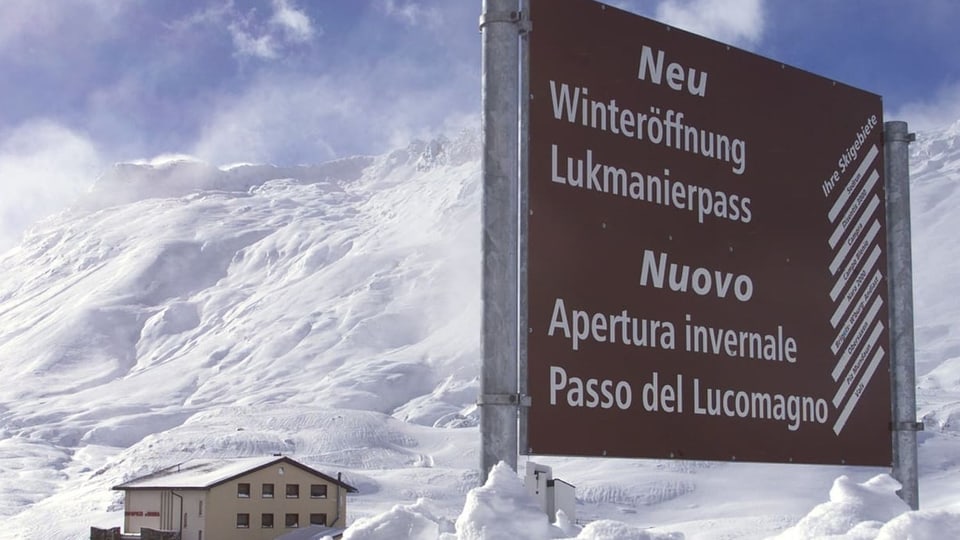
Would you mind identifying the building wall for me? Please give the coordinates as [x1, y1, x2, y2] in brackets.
[123, 489, 205, 537]
[178, 490, 207, 540]
[122, 490, 165, 534]
[203, 463, 348, 540]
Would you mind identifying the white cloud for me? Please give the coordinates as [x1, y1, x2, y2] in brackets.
[229, 25, 280, 60]
[0, 0, 126, 57]
[612, 0, 766, 47]
[891, 82, 960, 133]
[188, 2, 479, 165]
[270, 0, 315, 42]
[167, 2, 235, 34]
[192, 59, 478, 166]
[192, 75, 352, 165]
[655, 0, 765, 46]
[0, 121, 101, 251]
[380, 0, 443, 28]
[173, 0, 318, 61]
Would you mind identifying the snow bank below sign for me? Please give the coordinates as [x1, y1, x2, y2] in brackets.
[341, 462, 676, 539]
[341, 464, 960, 540]
[772, 474, 960, 540]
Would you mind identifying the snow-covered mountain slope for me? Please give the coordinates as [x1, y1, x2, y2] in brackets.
[2, 122, 960, 539]
[0, 133, 483, 538]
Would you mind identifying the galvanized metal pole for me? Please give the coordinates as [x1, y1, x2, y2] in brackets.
[517, 0, 531, 457]
[480, 0, 520, 480]
[884, 120, 920, 510]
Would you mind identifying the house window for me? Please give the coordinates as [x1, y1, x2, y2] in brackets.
[285, 513, 299, 528]
[262, 483, 275, 498]
[285, 483, 300, 498]
[261, 513, 274, 529]
[310, 484, 328, 499]
[184, 513, 188, 528]
[310, 513, 327, 526]
[237, 483, 251, 498]
[198, 500, 203, 516]
[236, 513, 250, 528]
[198, 532, 202, 540]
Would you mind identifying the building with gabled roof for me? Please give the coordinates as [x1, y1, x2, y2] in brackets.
[112, 455, 357, 540]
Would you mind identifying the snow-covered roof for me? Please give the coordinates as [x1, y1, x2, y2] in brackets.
[113, 456, 357, 492]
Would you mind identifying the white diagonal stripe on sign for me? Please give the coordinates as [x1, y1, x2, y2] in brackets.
[833, 321, 884, 406]
[829, 194, 880, 275]
[832, 287, 882, 357]
[829, 170, 880, 248]
[833, 346, 885, 435]
[831, 220, 881, 301]
[830, 246, 882, 328]
[829, 144, 879, 223]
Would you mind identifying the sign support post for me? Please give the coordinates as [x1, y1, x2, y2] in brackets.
[518, 0, 532, 458]
[480, 0, 521, 481]
[884, 120, 920, 510]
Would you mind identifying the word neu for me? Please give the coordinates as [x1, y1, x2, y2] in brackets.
[637, 45, 708, 97]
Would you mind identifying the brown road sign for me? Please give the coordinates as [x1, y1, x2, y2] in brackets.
[525, 0, 890, 466]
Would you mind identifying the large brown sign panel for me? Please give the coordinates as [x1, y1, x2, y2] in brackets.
[527, 0, 890, 466]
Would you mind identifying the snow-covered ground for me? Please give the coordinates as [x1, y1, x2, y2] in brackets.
[2, 123, 960, 539]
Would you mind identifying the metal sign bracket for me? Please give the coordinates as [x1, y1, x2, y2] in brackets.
[885, 131, 917, 144]
[890, 421, 924, 432]
[479, 393, 532, 407]
[479, 10, 521, 30]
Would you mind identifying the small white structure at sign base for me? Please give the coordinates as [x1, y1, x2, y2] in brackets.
[524, 462, 576, 523]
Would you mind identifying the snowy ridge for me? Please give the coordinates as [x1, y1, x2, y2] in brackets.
[0, 130, 483, 537]
[83, 156, 376, 210]
[2, 124, 960, 538]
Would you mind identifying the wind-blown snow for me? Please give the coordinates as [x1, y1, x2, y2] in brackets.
[3, 121, 960, 539]
[771, 475, 909, 539]
[454, 462, 553, 540]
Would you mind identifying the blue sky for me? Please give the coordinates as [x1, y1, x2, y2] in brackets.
[0, 0, 959, 247]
